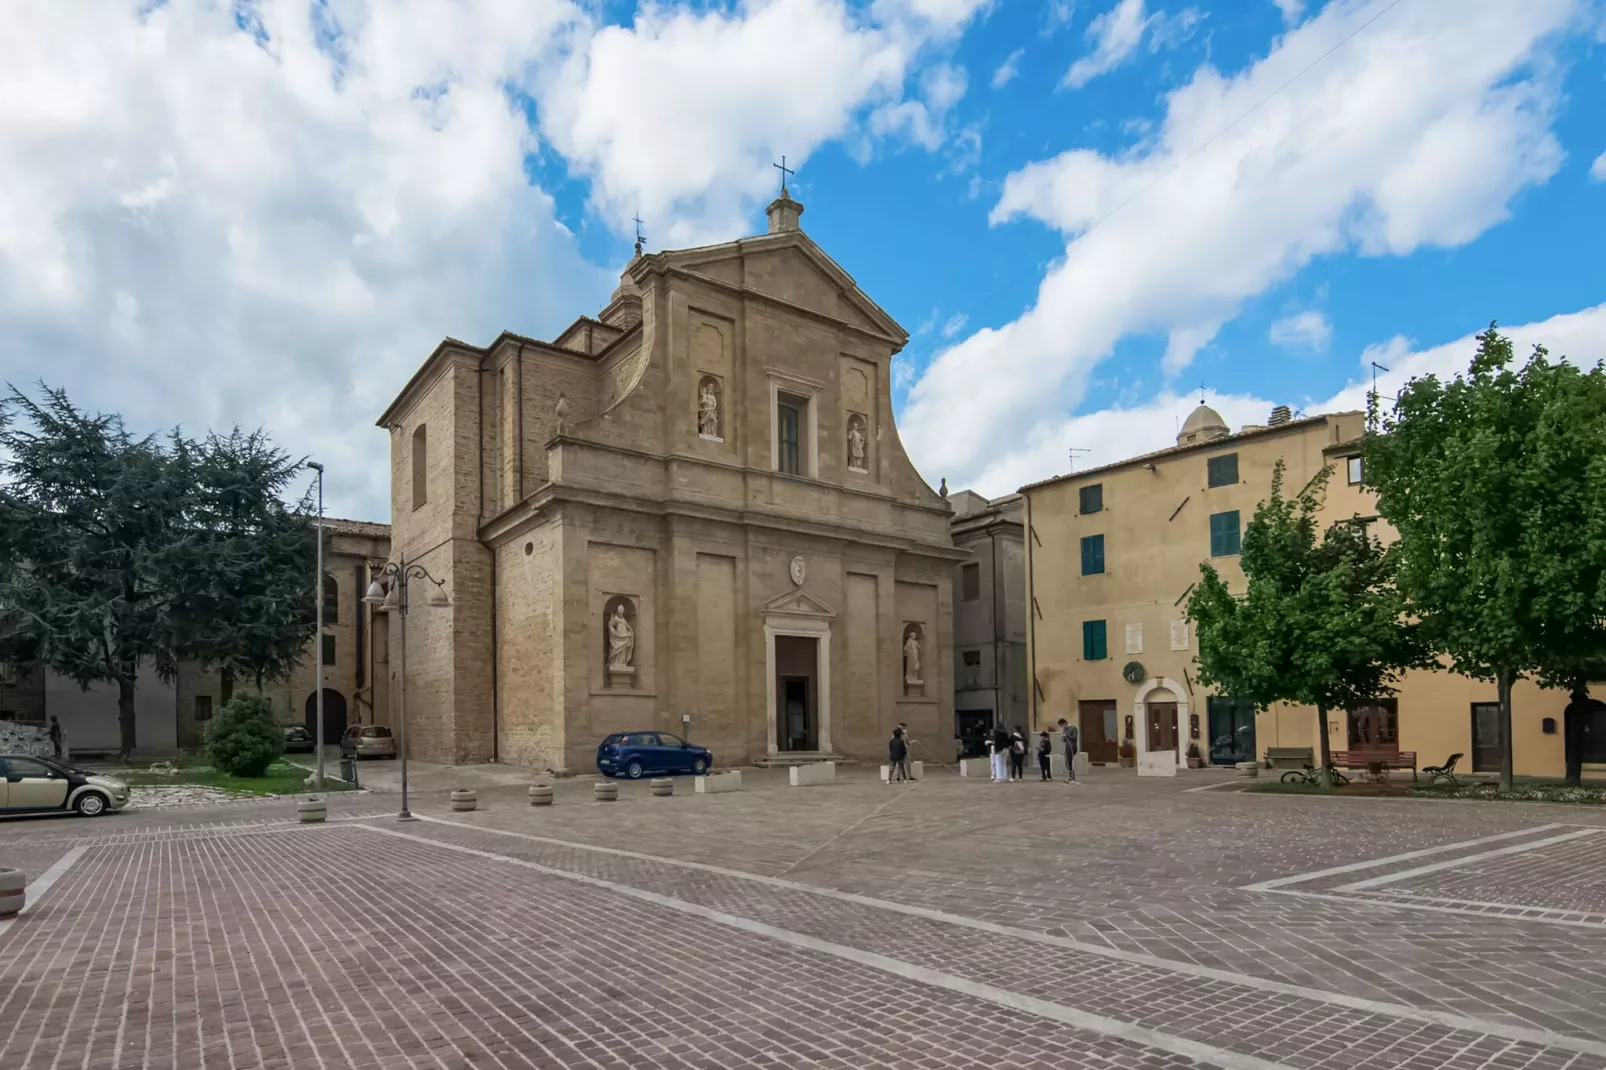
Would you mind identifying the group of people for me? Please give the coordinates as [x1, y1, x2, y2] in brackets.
[887, 722, 915, 782]
[988, 719, 1080, 784]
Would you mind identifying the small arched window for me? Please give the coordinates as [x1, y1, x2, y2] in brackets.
[411, 424, 428, 509]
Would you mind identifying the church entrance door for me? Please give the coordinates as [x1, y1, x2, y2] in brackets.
[775, 635, 819, 752]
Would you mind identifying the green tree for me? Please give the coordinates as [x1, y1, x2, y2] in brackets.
[1187, 462, 1424, 781]
[1364, 326, 1606, 791]
[205, 691, 286, 777]
[0, 386, 318, 758]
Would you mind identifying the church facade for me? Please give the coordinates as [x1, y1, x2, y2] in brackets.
[376, 193, 962, 771]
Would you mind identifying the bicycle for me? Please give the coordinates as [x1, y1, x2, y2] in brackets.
[1280, 763, 1349, 786]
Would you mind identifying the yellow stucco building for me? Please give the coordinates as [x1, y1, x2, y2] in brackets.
[1022, 402, 1606, 780]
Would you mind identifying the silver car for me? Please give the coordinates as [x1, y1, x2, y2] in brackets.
[340, 724, 397, 760]
[1, 755, 130, 817]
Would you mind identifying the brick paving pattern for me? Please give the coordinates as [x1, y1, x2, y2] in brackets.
[1, 768, 1604, 1068]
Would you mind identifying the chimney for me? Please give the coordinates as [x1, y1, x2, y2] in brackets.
[766, 192, 804, 234]
[1268, 405, 1292, 427]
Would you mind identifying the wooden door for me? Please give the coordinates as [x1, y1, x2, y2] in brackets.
[1470, 703, 1502, 773]
[1078, 700, 1119, 764]
[1147, 702, 1178, 756]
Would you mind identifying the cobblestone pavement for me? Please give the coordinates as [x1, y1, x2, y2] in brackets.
[2, 767, 1604, 1068]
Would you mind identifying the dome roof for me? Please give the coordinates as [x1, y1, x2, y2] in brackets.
[1178, 402, 1229, 445]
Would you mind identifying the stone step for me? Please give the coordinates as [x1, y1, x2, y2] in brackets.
[752, 752, 847, 768]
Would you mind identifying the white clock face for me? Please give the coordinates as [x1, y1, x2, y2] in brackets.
[789, 555, 806, 586]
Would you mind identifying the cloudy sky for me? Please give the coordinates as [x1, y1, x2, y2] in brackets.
[2, 0, 1604, 521]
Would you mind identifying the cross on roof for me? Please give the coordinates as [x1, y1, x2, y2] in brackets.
[773, 155, 795, 195]
[633, 213, 645, 257]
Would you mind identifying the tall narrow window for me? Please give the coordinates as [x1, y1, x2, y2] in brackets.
[1346, 456, 1363, 485]
[322, 573, 339, 625]
[960, 562, 980, 602]
[1080, 534, 1105, 576]
[321, 632, 337, 667]
[1082, 620, 1108, 661]
[1209, 511, 1241, 557]
[1207, 453, 1239, 487]
[961, 650, 981, 687]
[776, 393, 805, 475]
[411, 424, 428, 509]
[194, 695, 213, 723]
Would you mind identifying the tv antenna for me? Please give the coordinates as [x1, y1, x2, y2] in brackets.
[1068, 447, 1091, 472]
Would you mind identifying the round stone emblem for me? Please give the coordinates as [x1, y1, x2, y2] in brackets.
[789, 555, 806, 586]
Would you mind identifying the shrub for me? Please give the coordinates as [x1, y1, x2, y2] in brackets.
[205, 692, 285, 777]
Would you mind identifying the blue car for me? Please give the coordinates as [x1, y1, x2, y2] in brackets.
[597, 732, 713, 779]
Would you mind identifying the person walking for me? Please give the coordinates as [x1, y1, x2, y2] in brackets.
[1009, 727, 1027, 781]
[989, 725, 1010, 782]
[896, 722, 914, 779]
[888, 727, 909, 783]
[1037, 731, 1054, 781]
[1058, 717, 1080, 783]
[48, 714, 68, 762]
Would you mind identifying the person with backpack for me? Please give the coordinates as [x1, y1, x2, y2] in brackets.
[1058, 717, 1081, 783]
[1036, 730, 1054, 781]
[888, 727, 909, 784]
[989, 725, 1010, 782]
[1009, 726, 1027, 781]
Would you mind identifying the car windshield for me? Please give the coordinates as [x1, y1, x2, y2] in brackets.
[362, 727, 392, 738]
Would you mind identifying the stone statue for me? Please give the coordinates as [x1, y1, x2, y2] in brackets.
[903, 630, 921, 684]
[847, 417, 866, 470]
[698, 380, 719, 437]
[607, 603, 635, 672]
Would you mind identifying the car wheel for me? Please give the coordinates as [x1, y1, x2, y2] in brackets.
[692, 758, 708, 775]
[75, 791, 109, 817]
[626, 760, 645, 779]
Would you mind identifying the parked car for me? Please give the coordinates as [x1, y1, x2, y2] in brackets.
[340, 724, 397, 760]
[0, 754, 129, 817]
[596, 732, 712, 779]
[282, 725, 317, 753]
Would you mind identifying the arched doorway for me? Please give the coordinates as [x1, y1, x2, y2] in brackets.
[1143, 686, 1179, 758]
[304, 689, 348, 745]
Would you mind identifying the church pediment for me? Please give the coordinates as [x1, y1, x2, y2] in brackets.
[761, 588, 837, 618]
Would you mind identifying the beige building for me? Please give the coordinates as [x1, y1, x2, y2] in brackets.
[1023, 402, 1606, 779]
[375, 191, 961, 771]
[949, 491, 1028, 756]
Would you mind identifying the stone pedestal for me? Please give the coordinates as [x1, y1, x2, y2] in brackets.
[0, 867, 26, 918]
[695, 771, 742, 794]
[297, 797, 327, 823]
[607, 669, 636, 689]
[880, 761, 924, 781]
[1137, 751, 1178, 777]
[528, 783, 554, 805]
[789, 762, 836, 787]
[1072, 752, 1091, 777]
[450, 788, 478, 812]
[1236, 761, 1260, 778]
[650, 778, 675, 796]
[958, 757, 992, 778]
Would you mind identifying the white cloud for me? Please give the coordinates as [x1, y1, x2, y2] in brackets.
[1061, 0, 1201, 89]
[1591, 150, 1606, 180]
[1274, 0, 1307, 25]
[993, 48, 1025, 88]
[963, 304, 1606, 496]
[1269, 310, 1333, 353]
[900, 0, 1579, 494]
[0, 0, 991, 520]
[941, 312, 970, 338]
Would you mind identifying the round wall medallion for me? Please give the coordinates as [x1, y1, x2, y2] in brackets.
[789, 555, 806, 586]
[1122, 661, 1146, 685]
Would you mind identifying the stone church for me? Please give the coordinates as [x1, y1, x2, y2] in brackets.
[376, 191, 962, 771]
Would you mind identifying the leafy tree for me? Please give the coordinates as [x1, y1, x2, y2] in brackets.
[0, 386, 317, 758]
[1187, 462, 1425, 781]
[1364, 326, 1606, 791]
[205, 691, 286, 777]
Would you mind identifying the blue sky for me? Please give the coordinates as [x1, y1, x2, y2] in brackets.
[1, 0, 1603, 518]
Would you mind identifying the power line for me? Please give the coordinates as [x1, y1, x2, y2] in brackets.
[895, 0, 1411, 380]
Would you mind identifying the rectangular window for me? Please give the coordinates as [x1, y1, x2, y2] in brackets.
[321, 632, 336, 666]
[960, 562, 980, 602]
[1209, 511, 1241, 557]
[322, 574, 339, 625]
[1346, 456, 1363, 485]
[1207, 453, 1239, 487]
[1079, 483, 1103, 514]
[411, 424, 428, 509]
[776, 393, 805, 476]
[1082, 620, 1108, 661]
[961, 650, 981, 687]
[194, 695, 213, 722]
[1348, 699, 1398, 746]
[1080, 534, 1105, 576]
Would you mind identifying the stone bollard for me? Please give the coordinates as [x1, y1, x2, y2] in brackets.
[0, 867, 25, 919]
[528, 783, 554, 807]
[650, 778, 674, 797]
[1236, 761, 1260, 779]
[450, 788, 478, 812]
[593, 781, 619, 802]
[297, 796, 327, 824]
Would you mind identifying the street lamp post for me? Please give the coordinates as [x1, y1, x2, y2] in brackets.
[363, 556, 448, 821]
[307, 461, 325, 791]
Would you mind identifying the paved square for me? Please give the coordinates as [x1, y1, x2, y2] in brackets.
[2, 769, 1605, 1069]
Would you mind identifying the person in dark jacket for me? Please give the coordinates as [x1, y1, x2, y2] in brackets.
[1008, 727, 1027, 781]
[888, 728, 909, 783]
[1037, 731, 1054, 781]
[990, 725, 1011, 782]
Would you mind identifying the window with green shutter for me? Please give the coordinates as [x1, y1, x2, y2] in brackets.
[1079, 483, 1103, 514]
[1082, 619, 1108, 661]
[1080, 534, 1105, 575]
[1209, 510, 1241, 557]
[1207, 453, 1238, 487]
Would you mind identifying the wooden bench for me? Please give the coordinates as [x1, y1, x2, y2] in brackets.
[1264, 747, 1314, 770]
[1333, 745, 1417, 781]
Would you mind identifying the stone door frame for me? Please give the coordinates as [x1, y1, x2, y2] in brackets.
[1133, 676, 1188, 772]
[764, 617, 832, 757]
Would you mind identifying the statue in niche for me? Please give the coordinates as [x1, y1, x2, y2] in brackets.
[903, 627, 922, 685]
[607, 602, 636, 672]
[697, 378, 720, 438]
[847, 414, 867, 471]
